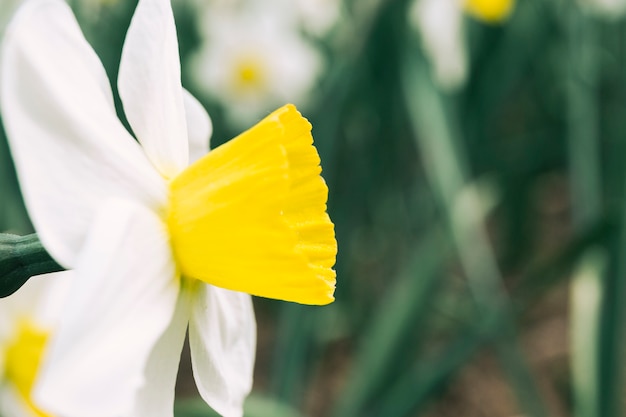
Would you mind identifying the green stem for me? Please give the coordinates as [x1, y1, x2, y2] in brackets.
[0, 233, 64, 297]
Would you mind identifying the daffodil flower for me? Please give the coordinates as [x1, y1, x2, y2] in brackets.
[191, 6, 323, 126]
[0, 0, 336, 416]
[0, 272, 71, 417]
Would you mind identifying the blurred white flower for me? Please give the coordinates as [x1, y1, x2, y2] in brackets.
[409, 0, 467, 91]
[0, 272, 71, 417]
[275, 0, 343, 36]
[2, 1, 335, 417]
[191, 5, 324, 126]
[577, 0, 626, 18]
[409, 0, 515, 91]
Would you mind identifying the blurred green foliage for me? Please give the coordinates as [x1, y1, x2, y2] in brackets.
[2, 0, 626, 416]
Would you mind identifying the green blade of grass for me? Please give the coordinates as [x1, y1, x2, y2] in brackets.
[402, 42, 548, 417]
[375, 218, 610, 417]
[599, 203, 626, 417]
[561, 6, 608, 417]
[330, 228, 450, 417]
[373, 313, 498, 417]
[570, 247, 606, 417]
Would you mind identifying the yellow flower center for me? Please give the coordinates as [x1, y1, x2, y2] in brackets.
[167, 104, 337, 305]
[3, 319, 52, 417]
[464, 0, 515, 23]
[232, 57, 268, 95]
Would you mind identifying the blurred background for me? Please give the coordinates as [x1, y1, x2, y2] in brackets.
[2, 0, 626, 416]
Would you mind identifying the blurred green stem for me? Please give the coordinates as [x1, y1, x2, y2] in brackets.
[402, 50, 548, 417]
[563, 7, 611, 417]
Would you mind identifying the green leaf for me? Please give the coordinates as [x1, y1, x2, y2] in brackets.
[0, 233, 63, 297]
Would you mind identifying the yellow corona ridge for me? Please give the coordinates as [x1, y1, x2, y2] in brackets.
[4, 319, 52, 417]
[169, 104, 337, 305]
[464, 0, 515, 23]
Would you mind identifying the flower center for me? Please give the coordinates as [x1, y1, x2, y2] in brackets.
[167, 104, 337, 305]
[231, 56, 268, 95]
[3, 318, 52, 417]
[464, 0, 514, 22]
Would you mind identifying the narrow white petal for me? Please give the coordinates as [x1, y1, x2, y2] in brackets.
[34, 200, 180, 417]
[184, 89, 213, 163]
[119, 0, 188, 178]
[130, 286, 191, 417]
[0, 0, 166, 268]
[189, 285, 256, 417]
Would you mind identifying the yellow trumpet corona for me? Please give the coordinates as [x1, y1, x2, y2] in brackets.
[168, 104, 337, 305]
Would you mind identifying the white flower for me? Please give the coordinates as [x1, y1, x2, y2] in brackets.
[1, 0, 336, 417]
[271, 0, 343, 36]
[577, 0, 626, 18]
[0, 272, 71, 417]
[409, 0, 467, 91]
[295, 0, 342, 35]
[191, 5, 323, 126]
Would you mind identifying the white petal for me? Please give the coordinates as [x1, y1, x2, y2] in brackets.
[31, 272, 73, 328]
[184, 89, 213, 163]
[409, 0, 467, 91]
[34, 199, 180, 417]
[0, 271, 70, 345]
[0, 0, 167, 268]
[189, 285, 256, 417]
[118, 0, 188, 178]
[130, 286, 191, 417]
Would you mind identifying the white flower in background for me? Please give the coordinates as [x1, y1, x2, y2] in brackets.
[191, 6, 323, 126]
[274, 0, 343, 36]
[179, 0, 341, 36]
[409, 0, 467, 91]
[409, 0, 515, 91]
[0, 272, 71, 417]
[1, 1, 336, 417]
[577, 0, 626, 18]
